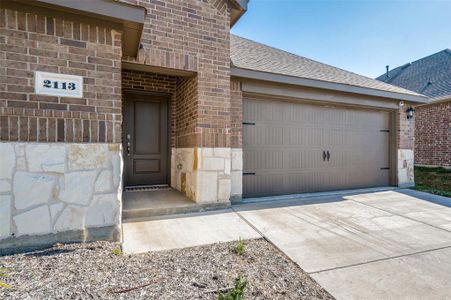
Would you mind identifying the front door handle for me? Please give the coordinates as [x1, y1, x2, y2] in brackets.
[126, 134, 131, 157]
[327, 150, 330, 161]
[323, 150, 327, 161]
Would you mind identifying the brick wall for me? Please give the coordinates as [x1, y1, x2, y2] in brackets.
[175, 76, 199, 147]
[0, 7, 122, 143]
[230, 79, 243, 148]
[121, 69, 178, 147]
[121, 0, 232, 148]
[397, 105, 415, 150]
[415, 101, 451, 167]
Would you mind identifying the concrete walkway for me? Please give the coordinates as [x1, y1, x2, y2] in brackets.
[122, 209, 260, 253]
[122, 189, 451, 299]
[234, 189, 451, 300]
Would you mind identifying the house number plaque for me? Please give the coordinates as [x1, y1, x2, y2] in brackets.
[35, 71, 83, 98]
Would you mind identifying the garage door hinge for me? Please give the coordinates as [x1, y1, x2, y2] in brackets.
[380, 167, 390, 170]
[242, 122, 256, 125]
[380, 130, 390, 132]
[243, 172, 256, 175]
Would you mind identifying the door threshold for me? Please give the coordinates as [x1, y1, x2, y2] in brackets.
[124, 184, 170, 192]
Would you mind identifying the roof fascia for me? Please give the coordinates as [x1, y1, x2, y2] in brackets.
[231, 67, 428, 103]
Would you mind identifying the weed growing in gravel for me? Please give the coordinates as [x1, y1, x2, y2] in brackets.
[235, 238, 245, 255]
[0, 267, 11, 289]
[217, 275, 247, 300]
[111, 248, 122, 256]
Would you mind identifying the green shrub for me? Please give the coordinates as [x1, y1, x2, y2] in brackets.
[111, 248, 122, 256]
[235, 238, 245, 256]
[218, 275, 247, 300]
[0, 267, 11, 289]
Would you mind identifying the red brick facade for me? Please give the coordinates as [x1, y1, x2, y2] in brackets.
[397, 105, 415, 150]
[230, 79, 243, 148]
[415, 100, 451, 167]
[0, 7, 122, 143]
[121, 0, 232, 148]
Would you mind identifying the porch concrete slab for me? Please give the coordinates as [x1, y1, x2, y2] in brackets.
[235, 194, 451, 273]
[346, 190, 451, 231]
[311, 246, 451, 300]
[122, 209, 260, 254]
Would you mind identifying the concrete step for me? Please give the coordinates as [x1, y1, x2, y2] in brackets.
[123, 202, 230, 222]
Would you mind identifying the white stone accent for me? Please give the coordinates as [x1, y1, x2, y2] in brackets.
[230, 148, 243, 198]
[1, 142, 122, 245]
[231, 170, 243, 197]
[14, 172, 57, 210]
[16, 157, 27, 170]
[0, 195, 11, 239]
[231, 148, 243, 171]
[171, 147, 233, 203]
[0, 143, 15, 179]
[398, 149, 415, 187]
[26, 144, 65, 173]
[14, 143, 25, 157]
[49, 202, 65, 221]
[0, 180, 11, 193]
[68, 144, 109, 170]
[14, 205, 51, 236]
[202, 157, 224, 171]
[196, 171, 218, 203]
[61, 171, 97, 205]
[95, 170, 113, 192]
[218, 178, 231, 201]
[54, 205, 87, 231]
[224, 158, 231, 175]
[112, 153, 121, 188]
[214, 148, 231, 158]
[86, 194, 119, 227]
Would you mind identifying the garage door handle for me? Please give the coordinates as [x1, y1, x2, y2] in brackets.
[323, 150, 327, 161]
[327, 151, 330, 161]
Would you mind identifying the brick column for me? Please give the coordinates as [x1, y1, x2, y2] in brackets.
[397, 104, 415, 187]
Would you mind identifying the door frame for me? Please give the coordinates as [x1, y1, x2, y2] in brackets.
[122, 89, 172, 187]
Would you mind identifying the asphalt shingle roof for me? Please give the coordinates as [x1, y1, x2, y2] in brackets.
[230, 34, 422, 97]
[376, 49, 451, 99]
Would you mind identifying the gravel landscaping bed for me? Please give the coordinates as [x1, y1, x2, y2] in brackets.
[0, 238, 333, 299]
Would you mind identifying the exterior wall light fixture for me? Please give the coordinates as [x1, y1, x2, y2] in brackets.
[406, 107, 415, 119]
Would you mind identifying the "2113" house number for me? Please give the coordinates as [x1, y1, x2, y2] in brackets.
[43, 80, 77, 91]
[35, 71, 83, 98]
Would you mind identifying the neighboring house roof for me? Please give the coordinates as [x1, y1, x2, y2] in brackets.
[376, 49, 451, 100]
[230, 34, 425, 102]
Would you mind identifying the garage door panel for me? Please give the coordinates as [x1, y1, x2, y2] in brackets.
[244, 149, 284, 171]
[243, 97, 390, 198]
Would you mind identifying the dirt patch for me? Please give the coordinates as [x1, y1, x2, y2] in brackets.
[0, 239, 333, 299]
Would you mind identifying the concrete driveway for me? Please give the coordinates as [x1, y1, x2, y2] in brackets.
[235, 189, 451, 300]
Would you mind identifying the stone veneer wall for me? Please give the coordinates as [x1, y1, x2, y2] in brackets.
[0, 142, 122, 253]
[230, 148, 243, 201]
[397, 105, 415, 187]
[171, 148, 231, 203]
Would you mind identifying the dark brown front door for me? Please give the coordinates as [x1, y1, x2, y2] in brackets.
[124, 92, 169, 186]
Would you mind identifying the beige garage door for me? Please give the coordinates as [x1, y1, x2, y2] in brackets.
[243, 97, 390, 197]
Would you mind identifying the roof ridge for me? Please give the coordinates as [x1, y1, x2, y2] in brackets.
[405, 48, 451, 65]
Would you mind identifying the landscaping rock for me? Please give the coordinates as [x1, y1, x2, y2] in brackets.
[0, 239, 334, 299]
